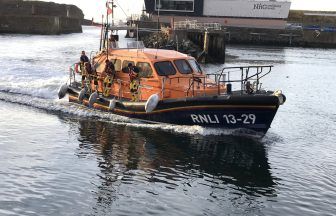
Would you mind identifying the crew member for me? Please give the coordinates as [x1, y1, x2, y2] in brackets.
[84, 62, 98, 93]
[103, 59, 116, 97]
[80, 51, 90, 88]
[245, 81, 254, 94]
[129, 65, 140, 102]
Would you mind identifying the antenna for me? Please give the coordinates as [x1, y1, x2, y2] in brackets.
[115, 1, 128, 19]
[137, 24, 139, 57]
[99, 14, 104, 51]
[106, 2, 109, 60]
[112, 0, 114, 26]
[157, 0, 161, 30]
[155, 0, 161, 59]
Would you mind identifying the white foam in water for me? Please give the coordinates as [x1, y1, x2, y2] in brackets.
[0, 76, 67, 99]
[0, 91, 130, 121]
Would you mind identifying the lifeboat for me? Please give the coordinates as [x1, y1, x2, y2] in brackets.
[59, 42, 285, 135]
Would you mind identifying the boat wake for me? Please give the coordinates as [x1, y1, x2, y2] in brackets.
[0, 76, 66, 99]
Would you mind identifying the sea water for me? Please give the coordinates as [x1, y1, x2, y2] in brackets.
[0, 26, 336, 215]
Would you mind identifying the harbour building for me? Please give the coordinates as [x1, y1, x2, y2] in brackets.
[144, 0, 292, 29]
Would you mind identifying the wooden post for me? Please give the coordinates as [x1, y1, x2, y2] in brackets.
[201, 30, 209, 63]
[203, 30, 209, 53]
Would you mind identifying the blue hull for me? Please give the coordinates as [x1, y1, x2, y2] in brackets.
[68, 87, 281, 135]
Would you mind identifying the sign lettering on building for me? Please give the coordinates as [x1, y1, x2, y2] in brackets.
[253, 3, 282, 10]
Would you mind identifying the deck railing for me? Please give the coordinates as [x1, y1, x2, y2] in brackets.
[174, 20, 222, 31]
[207, 65, 273, 95]
[180, 65, 273, 97]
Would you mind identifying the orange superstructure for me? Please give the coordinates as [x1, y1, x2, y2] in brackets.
[90, 48, 222, 101]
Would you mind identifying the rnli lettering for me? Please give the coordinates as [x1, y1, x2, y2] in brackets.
[190, 114, 219, 124]
[190, 114, 256, 125]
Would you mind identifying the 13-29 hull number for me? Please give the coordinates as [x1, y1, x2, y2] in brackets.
[190, 114, 257, 125]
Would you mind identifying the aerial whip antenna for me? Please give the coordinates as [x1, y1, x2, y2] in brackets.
[155, 0, 161, 59]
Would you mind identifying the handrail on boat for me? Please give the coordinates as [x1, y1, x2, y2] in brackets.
[177, 65, 274, 97]
[162, 75, 208, 97]
[207, 65, 273, 95]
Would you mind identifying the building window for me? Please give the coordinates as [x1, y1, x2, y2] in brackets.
[155, 0, 194, 12]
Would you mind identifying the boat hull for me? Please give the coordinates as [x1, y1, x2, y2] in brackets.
[67, 86, 280, 134]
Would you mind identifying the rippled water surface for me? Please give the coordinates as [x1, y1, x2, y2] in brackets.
[1, 27, 336, 215]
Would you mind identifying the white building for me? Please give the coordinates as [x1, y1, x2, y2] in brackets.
[144, 0, 292, 29]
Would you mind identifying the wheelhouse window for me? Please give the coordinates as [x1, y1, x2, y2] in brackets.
[110, 59, 122, 71]
[187, 59, 202, 74]
[155, 0, 194, 12]
[174, 59, 192, 74]
[154, 61, 176, 76]
[122, 60, 135, 73]
[136, 62, 154, 78]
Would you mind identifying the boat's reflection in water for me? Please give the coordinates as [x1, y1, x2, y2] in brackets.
[76, 120, 277, 214]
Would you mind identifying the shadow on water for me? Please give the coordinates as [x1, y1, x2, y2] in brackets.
[73, 119, 278, 214]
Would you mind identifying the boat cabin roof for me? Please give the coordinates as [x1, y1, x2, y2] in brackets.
[109, 48, 190, 62]
[93, 47, 203, 79]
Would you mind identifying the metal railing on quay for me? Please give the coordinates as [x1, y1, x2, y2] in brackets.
[174, 20, 222, 31]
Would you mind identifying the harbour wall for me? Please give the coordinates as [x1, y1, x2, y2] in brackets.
[225, 27, 336, 48]
[140, 23, 336, 49]
[176, 27, 336, 50]
[0, 0, 83, 34]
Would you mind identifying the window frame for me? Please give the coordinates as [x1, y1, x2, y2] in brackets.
[174, 59, 193, 74]
[109, 59, 122, 71]
[155, 0, 195, 13]
[187, 59, 203, 74]
[154, 61, 177, 76]
[122, 60, 135, 73]
[136, 62, 154, 78]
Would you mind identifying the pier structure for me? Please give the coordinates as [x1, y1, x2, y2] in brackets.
[173, 20, 226, 63]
